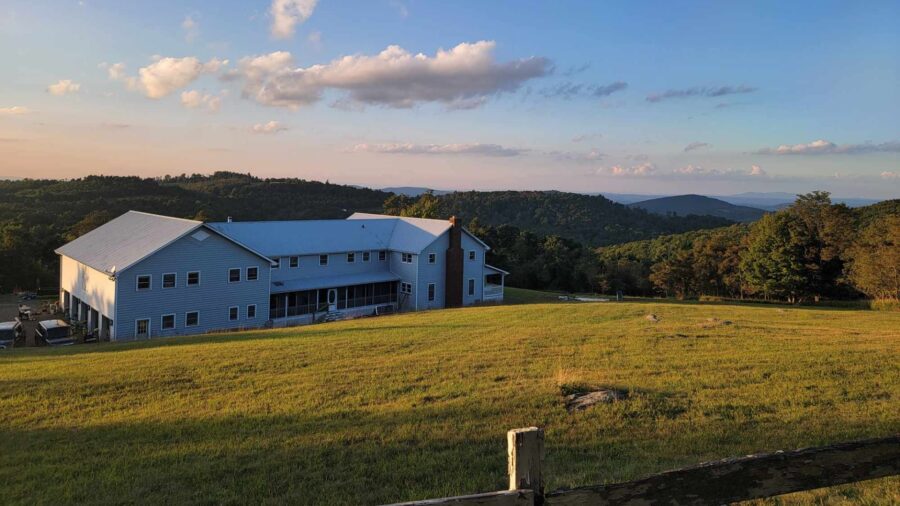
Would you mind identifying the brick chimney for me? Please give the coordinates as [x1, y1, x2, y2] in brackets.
[445, 216, 464, 307]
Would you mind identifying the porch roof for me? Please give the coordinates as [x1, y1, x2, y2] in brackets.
[484, 264, 509, 276]
[271, 271, 401, 294]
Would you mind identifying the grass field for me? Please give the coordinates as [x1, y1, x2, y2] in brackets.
[1, 295, 898, 505]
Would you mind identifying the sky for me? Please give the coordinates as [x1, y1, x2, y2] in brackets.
[1, 0, 898, 198]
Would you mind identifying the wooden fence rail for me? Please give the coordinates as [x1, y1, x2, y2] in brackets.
[386, 428, 900, 506]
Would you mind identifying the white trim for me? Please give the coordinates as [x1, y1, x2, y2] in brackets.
[247, 304, 257, 319]
[272, 257, 281, 269]
[246, 266, 259, 281]
[228, 267, 242, 283]
[161, 272, 177, 289]
[484, 263, 510, 275]
[160, 313, 176, 330]
[186, 271, 201, 287]
[228, 306, 239, 321]
[135, 317, 151, 338]
[135, 274, 152, 291]
[185, 310, 200, 327]
[401, 252, 413, 264]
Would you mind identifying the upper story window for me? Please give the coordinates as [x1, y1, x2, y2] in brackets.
[229, 268, 241, 283]
[162, 273, 176, 289]
[187, 271, 200, 286]
[428, 253, 436, 264]
[347, 252, 355, 263]
[362, 251, 370, 262]
[136, 275, 151, 291]
[289, 256, 299, 268]
[401, 253, 413, 264]
[400, 282, 413, 294]
[378, 250, 387, 261]
[468, 250, 476, 261]
[272, 257, 280, 269]
[247, 267, 259, 281]
[319, 254, 329, 266]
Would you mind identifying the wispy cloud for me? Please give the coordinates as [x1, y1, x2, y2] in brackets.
[755, 139, 900, 155]
[647, 85, 756, 103]
[182, 15, 199, 42]
[671, 165, 768, 177]
[597, 163, 657, 176]
[541, 81, 627, 100]
[251, 120, 288, 134]
[572, 133, 601, 143]
[881, 171, 899, 179]
[683, 141, 710, 152]
[181, 90, 225, 112]
[352, 142, 526, 157]
[47, 79, 80, 96]
[389, 0, 410, 18]
[232, 41, 550, 109]
[270, 0, 317, 39]
[0, 106, 30, 116]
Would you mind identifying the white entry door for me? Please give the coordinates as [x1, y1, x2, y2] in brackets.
[327, 288, 338, 311]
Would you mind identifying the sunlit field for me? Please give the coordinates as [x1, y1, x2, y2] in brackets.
[1, 295, 898, 505]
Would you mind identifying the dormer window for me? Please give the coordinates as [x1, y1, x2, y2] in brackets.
[289, 256, 299, 268]
[347, 252, 355, 263]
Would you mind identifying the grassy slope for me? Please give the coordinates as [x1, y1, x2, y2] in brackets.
[1, 300, 898, 505]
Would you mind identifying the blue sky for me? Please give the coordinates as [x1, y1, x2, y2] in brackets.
[1, 0, 898, 197]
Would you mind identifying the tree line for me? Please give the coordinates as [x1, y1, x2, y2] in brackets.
[390, 191, 899, 303]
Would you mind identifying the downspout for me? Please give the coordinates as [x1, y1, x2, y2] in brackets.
[415, 252, 419, 311]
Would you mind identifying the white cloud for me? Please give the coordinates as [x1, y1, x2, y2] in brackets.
[390, 0, 410, 18]
[180, 90, 225, 112]
[881, 171, 899, 179]
[182, 15, 199, 42]
[572, 133, 601, 143]
[352, 142, 526, 157]
[750, 165, 767, 176]
[307, 30, 322, 49]
[0, 106, 30, 116]
[598, 163, 657, 176]
[47, 79, 80, 95]
[232, 41, 550, 109]
[100, 62, 127, 80]
[270, 0, 317, 39]
[756, 139, 900, 155]
[114, 57, 227, 98]
[672, 165, 769, 177]
[251, 120, 288, 134]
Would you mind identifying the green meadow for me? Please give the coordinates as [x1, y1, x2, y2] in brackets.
[1, 291, 898, 505]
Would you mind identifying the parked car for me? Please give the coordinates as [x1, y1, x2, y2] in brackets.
[36, 320, 74, 346]
[0, 321, 23, 349]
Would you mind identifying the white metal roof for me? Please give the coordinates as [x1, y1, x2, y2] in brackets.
[484, 264, 510, 275]
[0, 321, 19, 331]
[55, 211, 202, 275]
[39, 319, 70, 330]
[210, 214, 456, 256]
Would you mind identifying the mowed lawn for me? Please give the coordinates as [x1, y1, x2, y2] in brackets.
[1, 296, 898, 505]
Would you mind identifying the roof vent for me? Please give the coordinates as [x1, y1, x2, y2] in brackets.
[227, 216, 233, 223]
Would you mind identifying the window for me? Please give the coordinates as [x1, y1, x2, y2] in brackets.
[136, 275, 151, 291]
[468, 278, 476, 296]
[319, 254, 329, 266]
[247, 267, 259, 281]
[135, 318, 150, 337]
[401, 253, 413, 264]
[428, 283, 436, 301]
[187, 271, 200, 286]
[247, 305, 257, 319]
[428, 253, 436, 264]
[161, 314, 175, 330]
[347, 252, 355, 263]
[229, 306, 239, 321]
[162, 273, 176, 289]
[229, 268, 241, 283]
[289, 256, 299, 268]
[468, 250, 476, 261]
[273, 257, 281, 269]
[378, 250, 387, 261]
[400, 282, 413, 294]
[362, 251, 370, 262]
[185, 311, 199, 327]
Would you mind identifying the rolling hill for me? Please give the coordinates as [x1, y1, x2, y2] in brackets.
[1, 297, 898, 504]
[628, 194, 767, 222]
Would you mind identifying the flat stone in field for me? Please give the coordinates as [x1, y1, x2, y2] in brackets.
[645, 314, 660, 322]
[565, 389, 629, 412]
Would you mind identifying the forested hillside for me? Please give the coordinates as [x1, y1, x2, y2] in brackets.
[384, 190, 732, 246]
[628, 194, 766, 222]
[0, 172, 388, 292]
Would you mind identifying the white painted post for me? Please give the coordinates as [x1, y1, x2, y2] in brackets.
[508, 427, 544, 498]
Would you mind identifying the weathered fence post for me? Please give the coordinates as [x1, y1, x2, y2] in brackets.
[507, 427, 544, 503]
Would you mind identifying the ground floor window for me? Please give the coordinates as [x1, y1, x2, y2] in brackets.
[135, 318, 150, 337]
[401, 282, 412, 294]
[428, 283, 436, 301]
[247, 305, 256, 319]
[468, 278, 476, 296]
[186, 311, 199, 327]
[229, 306, 239, 321]
[161, 314, 175, 330]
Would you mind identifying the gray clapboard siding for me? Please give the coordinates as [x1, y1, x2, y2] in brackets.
[115, 230, 271, 340]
